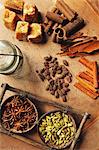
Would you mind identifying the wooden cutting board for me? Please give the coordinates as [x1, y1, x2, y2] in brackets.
[0, 0, 99, 150]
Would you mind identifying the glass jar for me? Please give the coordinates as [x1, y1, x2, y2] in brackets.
[0, 40, 30, 78]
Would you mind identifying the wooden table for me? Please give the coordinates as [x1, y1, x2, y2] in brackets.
[0, 0, 99, 149]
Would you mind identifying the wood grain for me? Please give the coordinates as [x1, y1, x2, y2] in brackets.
[86, 0, 99, 15]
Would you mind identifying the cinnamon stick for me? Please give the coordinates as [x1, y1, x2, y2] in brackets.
[78, 72, 93, 84]
[86, 70, 99, 79]
[93, 61, 99, 89]
[60, 39, 97, 55]
[74, 82, 99, 99]
[56, 0, 77, 21]
[68, 32, 84, 40]
[63, 17, 85, 37]
[52, 27, 66, 43]
[76, 76, 98, 93]
[85, 70, 93, 78]
[52, 22, 59, 30]
[86, 69, 93, 77]
[72, 37, 97, 50]
[79, 71, 99, 84]
[79, 57, 93, 70]
[46, 11, 66, 24]
[52, 27, 61, 42]
[79, 71, 99, 85]
[79, 40, 99, 53]
[68, 40, 95, 54]
[44, 8, 58, 34]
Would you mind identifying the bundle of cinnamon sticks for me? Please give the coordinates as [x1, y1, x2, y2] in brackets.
[59, 32, 99, 57]
[43, 0, 85, 36]
[74, 57, 99, 99]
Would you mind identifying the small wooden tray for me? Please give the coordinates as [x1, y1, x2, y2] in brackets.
[0, 83, 90, 150]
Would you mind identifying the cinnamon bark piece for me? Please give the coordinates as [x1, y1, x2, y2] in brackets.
[85, 70, 93, 78]
[46, 11, 65, 24]
[79, 57, 93, 70]
[78, 72, 93, 84]
[44, 7, 58, 34]
[74, 82, 99, 99]
[56, 28, 66, 44]
[52, 23, 59, 30]
[63, 17, 85, 37]
[86, 70, 99, 79]
[56, 0, 77, 21]
[60, 37, 97, 54]
[4, 0, 24, 14]
[58, 51, 89, 58]
[93, 61, 99, 89]
[68, 32, 84, 40]
[72, 37, 97, 49]
[52, 27, 66, 44]
[68, 40, 96, 54]
[79, 40, 99, 53]
[78, 71, 99, 85]
[76, 76, 98, 93]
[52, 27, 60, 42]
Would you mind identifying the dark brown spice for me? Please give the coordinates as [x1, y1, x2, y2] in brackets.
[63, 82, 69, 88]
[53, 84, 58, 91]
[38, 73, 45, 81]
[50, 90, 55, 95]
[55, 90, 59, 98]
[46, 75, 51, 81]
[44, 55, 52, 61]
[68, 72, 72, 77]
[36, 56, 72, 102]
[63, 60, 69, 66]
[40, 68, 45, 73]
[66, 76, 72, 83]
[62, 95, 67, 102]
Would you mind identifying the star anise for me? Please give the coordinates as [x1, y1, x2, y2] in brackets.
[1, 96, 37, 132]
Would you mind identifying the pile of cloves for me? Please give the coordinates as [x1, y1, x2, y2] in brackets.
[36, 56, 72, 102]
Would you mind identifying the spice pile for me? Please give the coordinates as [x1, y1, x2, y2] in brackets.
[39, 111, 76, 149]
[59, 32, 99, 58]
[1, 95, 37, 133]
[74, 57, 99, 99]
[36, 56, 72, 102]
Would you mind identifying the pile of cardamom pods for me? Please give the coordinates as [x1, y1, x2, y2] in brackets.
[39, 111, 76, 149]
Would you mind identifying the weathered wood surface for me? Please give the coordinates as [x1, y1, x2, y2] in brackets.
[0, 0, 99, 149]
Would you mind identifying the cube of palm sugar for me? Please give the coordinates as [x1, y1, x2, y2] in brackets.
[23, 4, 38, 23]
[4, 0, 24, 14]
[15, 21, 29, 40]
[28, 23, 43, 43]
[3, 9, 20, 30]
